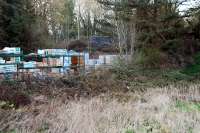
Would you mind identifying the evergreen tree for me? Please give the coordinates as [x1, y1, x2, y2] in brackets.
[97, 0, 199, 66]
[1, 0, 25, 46]
[0, 0, 47, 52]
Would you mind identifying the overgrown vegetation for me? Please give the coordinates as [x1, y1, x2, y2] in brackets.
[0, 0, 51, 51]
[175, 100, 200, 112]
[1, 86, 200, 133]
[182, 52, 200, 76]
[98, 0, 200, 67]
[0, 0, 200, 132]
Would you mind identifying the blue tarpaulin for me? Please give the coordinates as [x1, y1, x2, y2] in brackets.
[90, 36, 113, 47]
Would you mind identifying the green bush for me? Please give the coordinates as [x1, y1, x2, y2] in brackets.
[182, 64, 200, 76]
[112, 57, 135, 79]
[125, 129, 135, 133]
[182, 52, 200, 76]
[0, 101, 15, 109]
[132, 51, 146, 66]
[162, 39, 182, 52]
[138, 48, 164, 68]
[0, 129, 16, 133]
[164, 70, 192, 81]
[175, 100, 200, 112]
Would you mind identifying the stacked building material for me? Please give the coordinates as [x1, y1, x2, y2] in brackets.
[68, 50, 79, 56]
[38, 49, 67, 56]
[2, 47, 21, 54]
[0, 47, 21, 64]
[64, 57, 71, 68]
[105, 55, 118, 64]
[9, 57, 21, 63]
[82, 53, 89, 67]
[44, 49, 67, 56]
[0, 47, 21, 74]
[23, 62, 37, 68]
[0, 64, 17, 73]
[37, 49, 45, 55]
[47, 58, 63, 67]
[0, 58, 5, 64]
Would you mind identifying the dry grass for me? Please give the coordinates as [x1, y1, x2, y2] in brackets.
[1, 85, 200, 133]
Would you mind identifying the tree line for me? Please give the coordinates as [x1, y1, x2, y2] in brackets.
[97, 0, 200, 67]
[0, 0, 109, 52]
[0, 0, 200, 67]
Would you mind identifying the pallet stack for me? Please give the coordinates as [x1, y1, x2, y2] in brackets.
[0, 47, 21, 74]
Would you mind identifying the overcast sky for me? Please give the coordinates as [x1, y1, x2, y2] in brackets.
[179, 0, 199, 11]
[75, 0, 199, 15]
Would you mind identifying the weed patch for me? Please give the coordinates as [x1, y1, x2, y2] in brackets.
[175, 100, 200, 112]
[125, 128, 135, 133]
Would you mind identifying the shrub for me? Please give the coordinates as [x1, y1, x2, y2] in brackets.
[182, 52, 200, 76]
[136, 48, 166, 68]
[164, 70, 192, 81]
[175, 100, 200, 112]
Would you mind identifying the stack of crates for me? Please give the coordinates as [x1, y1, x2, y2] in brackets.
[10, 57, 21, 63]
[43, 49, 67, 56]
[3, 47, 21, 54]
[3, 47, 21, 63]
[0, 58, 5, 64]
[23, 61, 37, 68]
[0, 47, 21, 74]
[0, 64, 17, 73]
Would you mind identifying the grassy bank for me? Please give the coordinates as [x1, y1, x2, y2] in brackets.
[1, 86, 200, 133]
[0, 67, 200, 133]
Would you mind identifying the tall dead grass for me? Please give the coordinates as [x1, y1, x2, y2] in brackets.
[1, 85, 200, 133]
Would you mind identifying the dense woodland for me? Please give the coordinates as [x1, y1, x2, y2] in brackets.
[0, 0, 200, 67]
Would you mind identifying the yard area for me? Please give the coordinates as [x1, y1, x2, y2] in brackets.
[0, 69, 200, 133]
[1, 0, 200, 132]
